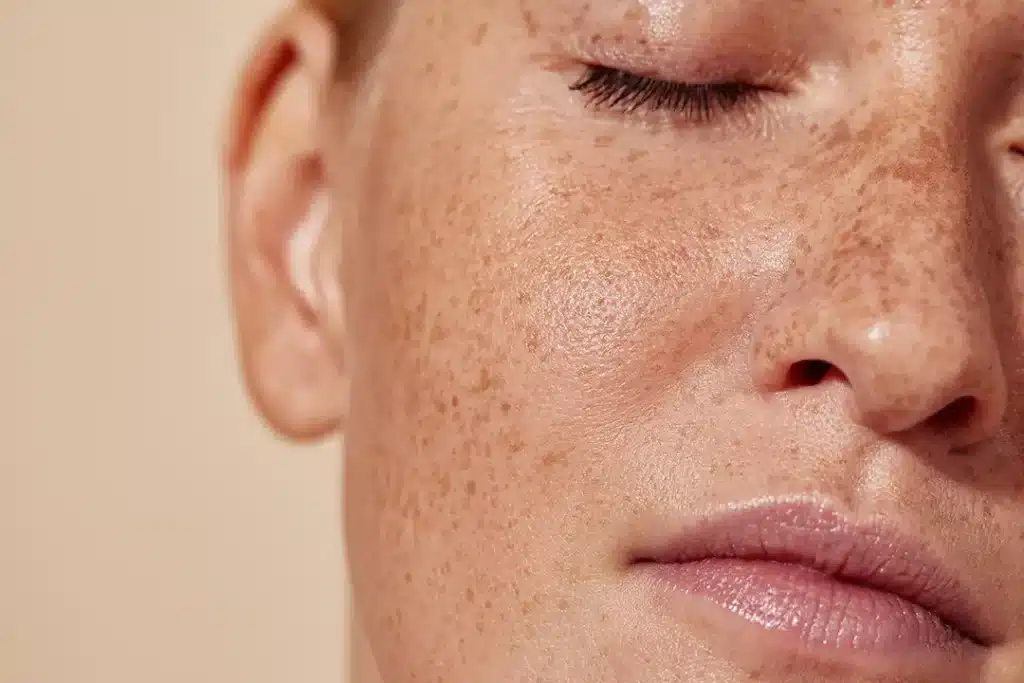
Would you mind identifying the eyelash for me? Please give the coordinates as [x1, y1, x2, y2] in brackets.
[570, 65, 766, 124]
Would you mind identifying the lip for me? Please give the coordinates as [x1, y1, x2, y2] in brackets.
[632, 501, 989, 659]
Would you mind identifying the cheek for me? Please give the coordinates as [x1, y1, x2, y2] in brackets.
[341, 156, 779, 682]
[343, 115, 772, 563]
[491, 141, 784, 428]
[337, 18, 790, 675]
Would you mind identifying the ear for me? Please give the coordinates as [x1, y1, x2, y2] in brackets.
[222, 6, 347, 441]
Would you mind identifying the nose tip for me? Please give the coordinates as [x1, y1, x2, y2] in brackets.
[753, 310, 1007, 449]
[841, 320, 1005, 446]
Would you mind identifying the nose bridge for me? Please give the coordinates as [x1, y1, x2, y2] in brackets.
[834, 126, 981, 325]
[752, 119, 1008, 447]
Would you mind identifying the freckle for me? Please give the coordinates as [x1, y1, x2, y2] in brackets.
[445, 194, 461, 215]
[525, 327, 541, 352]
[451, 395, 460, 408]
[521, 9, 539, 37]
[469, 289, 485, 313]
[571, 3, 592, 30]
[553, 150, 573, 165]
[466, 479, 477, 495]
[866, 39, 882, 55]
[624, 5, 645, 21]
[651, 186, 675, 201]
[404, 571, 413, 583]
[828, 119, 853, 145]
[594, 133, 614, 147]
[475, 367, 495, 391]
[626, 148, 647, 163]
[466, 586, 476, 603]
[541, 450, 568, 469]
[471, 21, 489, 46]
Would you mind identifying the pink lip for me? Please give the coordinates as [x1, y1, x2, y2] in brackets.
[633, 502, 988, 657]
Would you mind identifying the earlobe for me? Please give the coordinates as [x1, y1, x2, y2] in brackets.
[222, 6, 348, 441]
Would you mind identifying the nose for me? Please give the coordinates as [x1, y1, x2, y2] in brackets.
[751, 146, 1007, 450]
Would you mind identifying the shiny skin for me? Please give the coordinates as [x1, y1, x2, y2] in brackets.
[239, 1, 1024, 681]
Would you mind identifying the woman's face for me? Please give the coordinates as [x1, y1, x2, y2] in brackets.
[230, 0, 1024, 681]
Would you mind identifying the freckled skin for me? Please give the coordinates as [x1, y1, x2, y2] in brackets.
[328, 1, 1024, 682]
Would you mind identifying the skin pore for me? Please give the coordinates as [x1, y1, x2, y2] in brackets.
[223, 1, 1024, 681]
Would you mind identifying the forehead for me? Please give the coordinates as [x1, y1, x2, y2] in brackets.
[387, 0, 1024, 86]
[447, 0, 1007, 39]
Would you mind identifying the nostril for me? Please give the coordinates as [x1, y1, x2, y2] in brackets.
[928, 396, 978, 432]
[787, 360, 839, 388]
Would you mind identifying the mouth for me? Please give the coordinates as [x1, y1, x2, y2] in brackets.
[631, 501, 988, 660]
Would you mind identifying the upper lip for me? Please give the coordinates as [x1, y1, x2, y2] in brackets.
[633, 500, 990, 646]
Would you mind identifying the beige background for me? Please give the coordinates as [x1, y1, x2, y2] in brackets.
[0, 1, 352, 682]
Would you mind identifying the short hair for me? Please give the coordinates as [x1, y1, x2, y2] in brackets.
[314, 0, 380, 25]
[310, 0, 396, 73]
[312, 0, 350, 24]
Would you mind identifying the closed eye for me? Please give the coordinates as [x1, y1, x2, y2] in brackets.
[571, 65, 768, 124]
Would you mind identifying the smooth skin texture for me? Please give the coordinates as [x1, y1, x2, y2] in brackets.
[223, 1, 1024, 681]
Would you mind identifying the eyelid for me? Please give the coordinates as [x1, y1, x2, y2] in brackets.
[563, 33, 809, 94]
[570, 64, 772, 124]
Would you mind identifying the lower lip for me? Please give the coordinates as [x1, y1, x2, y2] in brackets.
[643, 559, 972, 656]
